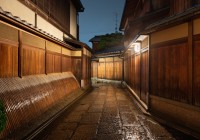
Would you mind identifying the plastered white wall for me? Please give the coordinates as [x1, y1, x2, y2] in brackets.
[70, 0, 77, 39]
[37, 15, 63, 41]
[0, 0, 35, 25]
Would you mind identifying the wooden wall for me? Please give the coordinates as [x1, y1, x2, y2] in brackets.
[170, 0, 192, 15]
[91, 56, 123, 81]
[124, 37, 149, 105]
[82, 47, 92, 87]
[91, 61, 98, 77]
[149, 22, 199, 105]
[0, 21, 88, 79]
[0, 23, 18, 77]
[148, 19, 200, 136]
[0, 21, 92, 138]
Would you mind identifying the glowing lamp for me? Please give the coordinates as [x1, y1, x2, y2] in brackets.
[134, 43, 141, 53]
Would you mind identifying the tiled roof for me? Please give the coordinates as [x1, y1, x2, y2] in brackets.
[89, 36, 101, 42]
[94, 46, 124, 56]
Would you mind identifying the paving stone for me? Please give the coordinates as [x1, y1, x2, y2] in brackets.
[88, 105, 104, 113]
[46, 130, 73, 140]
[97, 122, 122, 134]
[56, 122, 78, 130]
[103, 107, 118, 114]
[144, 119, 174, 139]
[67, 110, 86, 116]
[120, 113, 137, 126]
[95, 134, 124, 140]
[100, 113, 121, 124]
[75, 124, 98, 134]
[71, 132, 96, 140]
[63, 115, 82, 123]
[42, 83, 176, 140]
[73, 104, 90, 111]
[93, 100, 105, 105]
[118, 105, 133, 113]
[80, 113, 101, 124]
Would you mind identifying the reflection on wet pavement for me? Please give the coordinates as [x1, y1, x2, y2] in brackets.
[43, 83, 175, 140]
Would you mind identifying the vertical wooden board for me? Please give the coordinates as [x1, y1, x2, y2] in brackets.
[98, 62, 105, 79]
[114, 61, 122, 80]
[39, 50, 45, 74]
[46, 53, 53, 73]
[92, 62, 98, 77]
[135, 55, 141, 97]
[62, 56, 71, 72]
[194, 40, 200, 106]
[54, 55, 61, 73]
[130, 55, 135, 88]
[106, 62, 114, 79]
[13, 47, 18, 76]
[150, 42, 189, 103]
[124, 58, 128, 83]
[22, 47, 45, 75]
[0, 44, 18, 77]
[71, 58, 81, 82]
[150, 48, 157, 96]
[141, 51, 148, 104]
[82, 55, 87, 79]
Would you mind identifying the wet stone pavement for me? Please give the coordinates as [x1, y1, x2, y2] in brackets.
[42, 83, 175, 140]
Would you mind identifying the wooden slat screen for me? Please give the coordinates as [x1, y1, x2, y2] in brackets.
[194, 35, 200, 106]
[21, 32, 45, 76]
[21, 46, 45, 75]
[150, 41, 189, 103]
[0, 44, 18, 77]
[30, 0, 70, 33]
[0, 22, 18, 77]
[71, 57, 82, 83]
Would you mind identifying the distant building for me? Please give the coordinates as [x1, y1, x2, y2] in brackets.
[90, 33, 124, 81]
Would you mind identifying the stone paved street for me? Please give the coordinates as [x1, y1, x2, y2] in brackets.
[42, 83, 175, 140]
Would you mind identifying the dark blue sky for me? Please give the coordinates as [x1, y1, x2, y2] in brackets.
[79, 0, 125, 48]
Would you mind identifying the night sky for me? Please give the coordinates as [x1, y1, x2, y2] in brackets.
[79, 0, 125, 48]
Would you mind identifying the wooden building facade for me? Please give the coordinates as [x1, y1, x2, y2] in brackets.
[90, 35, 124, 81]
[0, 0, 91, 139]
[120, 0, 200, 138]
[92, 57, 123, 81]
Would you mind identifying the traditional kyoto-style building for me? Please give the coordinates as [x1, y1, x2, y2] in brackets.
[90, 33, 124, 81]
[0, 0, 91, 139]
[120, 0, 200, 138]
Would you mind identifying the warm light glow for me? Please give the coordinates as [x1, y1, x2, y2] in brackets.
[134, 43, 141, 53]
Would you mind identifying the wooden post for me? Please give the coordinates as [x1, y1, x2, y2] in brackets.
[188, 20, 193, 104]
[18, 30, 22, 78]
[61, 47, 62, 73]
[45, 41, 47, 75]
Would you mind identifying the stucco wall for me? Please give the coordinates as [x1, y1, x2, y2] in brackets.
[151, 23, 188, 44]
[0, 0, 35, 25]
[70, 0, 77, 39]
[37, 15, 64, 41]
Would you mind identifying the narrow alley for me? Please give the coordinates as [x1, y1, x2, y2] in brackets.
[40, 83, 174, 140]
[1, 0, 200, 139]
